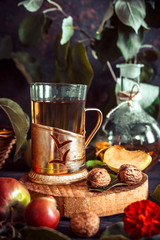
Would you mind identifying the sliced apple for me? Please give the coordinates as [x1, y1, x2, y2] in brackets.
[103, 145, 152, 172]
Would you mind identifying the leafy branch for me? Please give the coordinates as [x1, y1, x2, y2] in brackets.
[43, 0, 68, 17]
[17, 0, 160, 118]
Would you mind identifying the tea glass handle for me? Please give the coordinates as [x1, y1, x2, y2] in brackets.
[85, 108, 103, 148]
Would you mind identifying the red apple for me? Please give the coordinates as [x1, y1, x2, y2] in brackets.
[0, 177, 31, 224]
[25, 196, 60, 229]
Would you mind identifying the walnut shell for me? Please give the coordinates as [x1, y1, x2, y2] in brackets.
[70, 211, 100, 237]
[117, 164, 143, 185]
[87, 168, 111, 188]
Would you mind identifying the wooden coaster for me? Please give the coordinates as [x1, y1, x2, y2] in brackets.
[20, 173, 148, 218]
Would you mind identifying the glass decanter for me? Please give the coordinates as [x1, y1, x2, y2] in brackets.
[96, 63, 160, 169]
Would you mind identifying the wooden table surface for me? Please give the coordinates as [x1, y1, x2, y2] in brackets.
[1, 158, 160, 240]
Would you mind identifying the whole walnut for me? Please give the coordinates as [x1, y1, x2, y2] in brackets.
[70, 211, 100, 237]
[87, 168, 111, 188]
[117, 164, 143, 185]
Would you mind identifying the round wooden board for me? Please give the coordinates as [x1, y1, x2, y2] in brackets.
[20, 173, 148, 218]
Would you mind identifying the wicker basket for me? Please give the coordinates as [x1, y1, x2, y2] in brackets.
[0, 126, 16, 169]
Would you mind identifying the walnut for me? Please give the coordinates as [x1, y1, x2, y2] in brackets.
[70, 211, 100, 237]
[117, 164, 143, 185]
[87, 168, 111, 188]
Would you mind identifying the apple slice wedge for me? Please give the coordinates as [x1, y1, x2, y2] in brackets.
[104, 145, 152, 172]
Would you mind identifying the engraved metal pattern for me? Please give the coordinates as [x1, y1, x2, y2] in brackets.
[28, 168, 88, 185]
[31, 123, 85, 175]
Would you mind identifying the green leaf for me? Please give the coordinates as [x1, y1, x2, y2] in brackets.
[144, 97, 160, 120]
[68, 42, 93, 86]
[54, 34, 69, 71]
[0, 36, 12, 59]
[140, 60, 154, 83]
[101, 86, 117, 118]
[108, 171, 118, 180]
[19, 13, 52, 47]
[88, 177, 128, 192]
[21, 227, 71, 240]
[86, 146, 96, 161]
[100, 222, 129, 239]
[0, 98, 28, 155]
[138, 83, 159, 109]
[116, 76, 160, 120]
[53, 41, 93, 87]
[151, 185, 160, 205]
[86, 160, 106, 170]
[92, 28, 122, 67]
[115, 0, 147, 33]
[97, 2, 114, 35]
[100, 235, 129, 240]
[18, 0, 44, 12]
[138, 48, 160, 63]
[145, 2, 160, 28]
[60, 16, 74, 45]
[117, 25, 144, 60]
[12, 52, 43, 83]
[141, 236, 160, 240]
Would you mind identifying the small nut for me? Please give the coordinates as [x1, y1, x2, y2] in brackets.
[70, 211, 100, 237]
[87, 168, 111, 188]
[117, 164, 143, 185]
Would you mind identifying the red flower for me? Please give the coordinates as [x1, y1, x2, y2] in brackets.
[123, 200, 160, 239]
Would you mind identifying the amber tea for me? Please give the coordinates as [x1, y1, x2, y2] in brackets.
[31, 99, 85, 134]
[29, 83, 102, 184]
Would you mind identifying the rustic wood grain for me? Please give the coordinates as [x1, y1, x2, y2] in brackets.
[20, 173, 148, 218]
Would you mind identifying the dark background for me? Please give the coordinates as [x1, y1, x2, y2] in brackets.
[1, 0, 160, 132]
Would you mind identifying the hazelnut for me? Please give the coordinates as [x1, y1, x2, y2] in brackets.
[70, 211, 100, 237]
[87, 168, 111, 188]
[117, 164, 143, 185]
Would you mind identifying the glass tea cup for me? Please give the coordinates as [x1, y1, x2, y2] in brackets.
[28, 83, 102, 185]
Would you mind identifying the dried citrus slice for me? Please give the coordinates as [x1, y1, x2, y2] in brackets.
[103, 145, 152, 172]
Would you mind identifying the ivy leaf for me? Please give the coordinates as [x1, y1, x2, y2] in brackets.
[18, 0, 44, 12]
[115, 0, 147, 33]
[60, 16, 74, 45]
[86, 160, 106, 170]
[19, 13, 52, 47]
[21, 227, 71, 240]
[0, 36, 12, 59]
[117, 24, 144, 60]
[0, 98, 28, 155]
[100, 222, 129, 239]
[12, 52, 43, 83]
